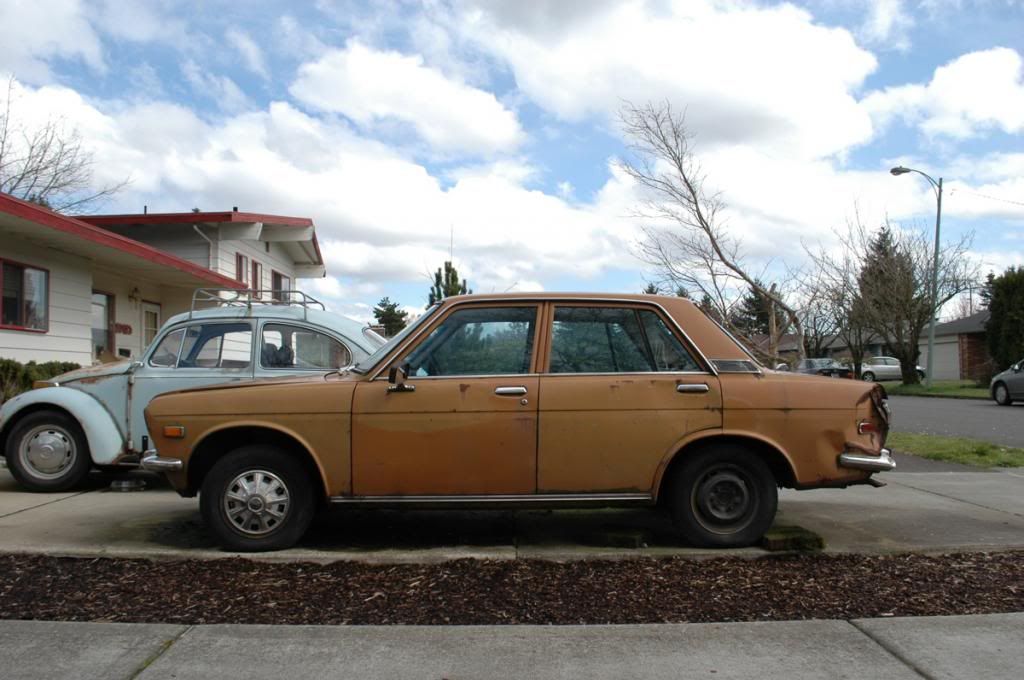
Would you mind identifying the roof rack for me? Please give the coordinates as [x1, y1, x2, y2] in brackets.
[189, 288, 326, 321]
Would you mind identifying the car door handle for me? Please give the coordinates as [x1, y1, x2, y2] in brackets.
[495, 386, 528, 396]
[677, 383, 710, 394]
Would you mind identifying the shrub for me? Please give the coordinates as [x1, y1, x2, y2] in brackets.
[0, 359, 81, 403]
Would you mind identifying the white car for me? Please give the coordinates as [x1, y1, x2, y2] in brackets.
[1, 289, 385, 492]
[860, 356, 925, 382]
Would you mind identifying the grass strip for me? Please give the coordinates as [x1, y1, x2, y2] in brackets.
[888, 431, 1024, 468]
[886, 380, 989, 399]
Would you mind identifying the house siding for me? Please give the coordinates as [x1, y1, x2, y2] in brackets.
[217, 240, 295, 291]
[959, 333, 990, 382]
[0, 241, 93, 365]
[94, 224, 213, 270]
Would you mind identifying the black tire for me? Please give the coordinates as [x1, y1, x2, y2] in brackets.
[200, 445, 314, 552]
[862, 371, 875, 382]
[4, 410, 91, 492]
[992, 382, 1013, 406]
[667, 445, 777, 548]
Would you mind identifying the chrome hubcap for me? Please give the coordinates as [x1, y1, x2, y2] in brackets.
[223, 469, 290, 536]
[692, 465, 755, 533]
[20, 425, 76, 478]
[996, 385, 1007, 402]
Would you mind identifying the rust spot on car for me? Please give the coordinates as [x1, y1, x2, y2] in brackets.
[459, 384, 470, 393]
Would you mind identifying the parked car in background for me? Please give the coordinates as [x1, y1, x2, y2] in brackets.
[790, 358, 853, 379]
[990, 359, 1024, 405]
[861, 356, 925, 382]
[1, 290, 385, 492]
[142, 293, 893, 552]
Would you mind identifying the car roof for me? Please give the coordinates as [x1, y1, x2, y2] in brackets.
[162, 306, 378, 350]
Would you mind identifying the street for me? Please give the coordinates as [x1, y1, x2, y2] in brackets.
[888, 395, 1023, 447]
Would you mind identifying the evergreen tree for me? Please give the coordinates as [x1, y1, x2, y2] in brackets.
[979, 271, 996, 310]
[642, 282, 660, 294]
[675, 286, 691, 299]
[372, 297, 409, 337]
[985, 266, 1024, 369]
[428, 261, 471, 305]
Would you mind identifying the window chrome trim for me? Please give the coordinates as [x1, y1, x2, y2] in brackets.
[367, 297, 719, 380]
[330, 492, 653, 505]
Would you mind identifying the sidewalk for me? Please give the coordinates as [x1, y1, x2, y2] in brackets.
[1, 614, 1021, 679]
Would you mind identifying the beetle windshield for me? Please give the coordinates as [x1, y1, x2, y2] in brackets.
[350, 304, 440, 374]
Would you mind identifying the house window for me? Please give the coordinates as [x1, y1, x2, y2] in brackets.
[272, 271, 291, 300]
[235, 253, 249, 284]
[91, 292, 115, 359]
[251, 261, 263, 296]
[0, 259, 49, 332]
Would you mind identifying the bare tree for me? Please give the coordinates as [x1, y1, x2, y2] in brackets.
[0, 77, 127, 213]
[619, 100, 804, 362]
[806, 215, 976, 384]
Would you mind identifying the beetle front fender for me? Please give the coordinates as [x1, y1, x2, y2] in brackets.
[0, 387, 126, 464]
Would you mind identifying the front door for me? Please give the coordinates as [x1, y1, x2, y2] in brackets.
[351, 304, 541, 496]
[537, 304, 723, 494]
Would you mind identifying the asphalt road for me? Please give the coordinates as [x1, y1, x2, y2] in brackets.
[888, 395, 1023, 447]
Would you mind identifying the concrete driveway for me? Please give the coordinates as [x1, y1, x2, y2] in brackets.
[889, 395, 1024, 446]
[1, 463, 1022, 562]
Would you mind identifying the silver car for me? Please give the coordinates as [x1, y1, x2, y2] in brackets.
[861, 356, 926, 382]
[0, 290, 385, 491]
[991, 359, 1024, 406]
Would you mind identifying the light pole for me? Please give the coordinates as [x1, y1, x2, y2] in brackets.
[890, 165, 942, 388]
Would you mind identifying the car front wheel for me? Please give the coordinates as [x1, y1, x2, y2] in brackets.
[200, 445, 315, 552]
[993, 382, 1013, 406]
[862, 371, 875, 382]
[667, 445, 778, 548]
[5, 410, 92, 492]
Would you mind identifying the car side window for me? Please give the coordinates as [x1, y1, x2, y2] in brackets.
[261, 323, 351, 370]
[638, 309, 701, 371]
[404, 306, 538, 377]
[177, 323, 252, 369]
[149, 328, 185, 367]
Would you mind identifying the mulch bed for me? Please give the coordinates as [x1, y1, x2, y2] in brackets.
[1, 551, 1021, 625]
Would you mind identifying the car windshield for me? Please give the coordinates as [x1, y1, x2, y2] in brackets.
[350, 304, 440, 374]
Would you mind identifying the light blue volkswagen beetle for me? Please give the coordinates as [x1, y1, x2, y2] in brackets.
[0, 290, 385, 491]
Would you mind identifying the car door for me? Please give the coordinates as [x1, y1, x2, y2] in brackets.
[537, 303, 722, 494]
[1007, 359, 1024, 398]
[351, 303, 541, 496]
[128, 321, 255, 451]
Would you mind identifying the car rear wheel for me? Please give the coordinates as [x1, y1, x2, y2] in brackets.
[993, 382, 1013, 406]
[200, 445, 315, 552]
[862, 371, 875, 382]
[667, 445, 778, 548]
[5, 410, 91, 492]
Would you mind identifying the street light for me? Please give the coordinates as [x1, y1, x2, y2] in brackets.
[890, 165, 943, 388]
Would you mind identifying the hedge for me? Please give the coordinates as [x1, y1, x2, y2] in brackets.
[0, 359, 82, 403]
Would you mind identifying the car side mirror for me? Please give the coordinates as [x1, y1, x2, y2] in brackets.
[387, 363, 414, 392]
[1014, 363, 1022, 373]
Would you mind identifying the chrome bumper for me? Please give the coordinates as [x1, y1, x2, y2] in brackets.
[838, 447, 896, 473]
[140, 450, 183, 472]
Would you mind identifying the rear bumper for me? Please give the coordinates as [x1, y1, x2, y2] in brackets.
[838, 447, 896, 472]
[140, 450, 183, 472]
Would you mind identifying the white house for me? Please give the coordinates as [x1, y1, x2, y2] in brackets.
[0, 192, 325, 366]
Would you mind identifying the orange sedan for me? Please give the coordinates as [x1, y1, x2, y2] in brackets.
[143, 293, 893, 551]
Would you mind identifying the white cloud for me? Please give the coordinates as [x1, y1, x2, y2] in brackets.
[226, 27, 269, 79]
[289, 40, 525, 155]
[0, 0, 104, 81]
[181, 60, 250, 114]
[453, 0, 878, 159]
[858, 0, 915, 50]
[864, 47, 1024, 139]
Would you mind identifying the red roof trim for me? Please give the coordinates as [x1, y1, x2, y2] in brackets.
[0, 193, 245, 289]
[77, 210, 324, 267]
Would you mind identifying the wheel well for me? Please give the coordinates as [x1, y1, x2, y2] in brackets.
[186, 426, 325, 501]
[1, 404, 80, 452]
[657, 435, 796, 503]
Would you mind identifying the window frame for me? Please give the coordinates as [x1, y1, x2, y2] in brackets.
[271, 270, 291, 300]
[251, 260, 263, 297]
[145, 320, 255, 370]
[258, 321, 353, 371]
[235, 253, 249, 284]
[91, 290, 116, 358]
[0, 257, 50, 333]
[543, 302, 712, 376]
[384, 303, 543, 380]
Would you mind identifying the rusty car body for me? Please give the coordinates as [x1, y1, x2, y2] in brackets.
[142, 293, 893, 551]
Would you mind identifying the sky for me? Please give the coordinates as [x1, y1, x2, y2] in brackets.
[1, 0, 1022, 322]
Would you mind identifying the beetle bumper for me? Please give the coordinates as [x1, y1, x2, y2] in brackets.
[838, 447, 896, 473]
[140, 450, 183, 472]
